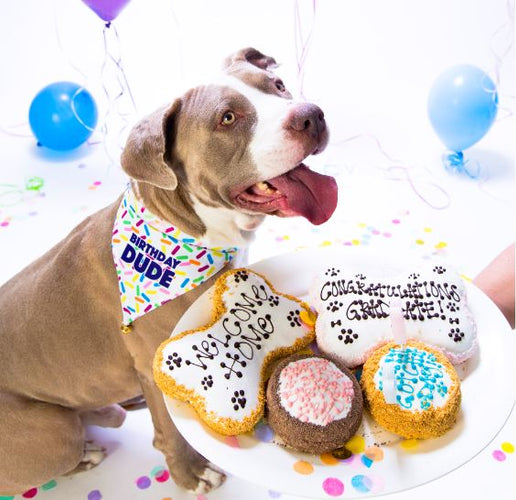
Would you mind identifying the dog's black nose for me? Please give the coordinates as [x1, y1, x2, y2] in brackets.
[287, 103, 327, 146]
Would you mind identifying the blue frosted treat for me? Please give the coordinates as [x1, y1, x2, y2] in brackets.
[360, 341, 461, 439]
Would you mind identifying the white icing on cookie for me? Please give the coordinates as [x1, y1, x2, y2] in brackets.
[278, 358, 354, 426]
[311, 260, 477, 367]
[154, 269, 314, 434]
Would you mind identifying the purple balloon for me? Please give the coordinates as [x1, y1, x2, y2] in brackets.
[82, 0, 131, 22]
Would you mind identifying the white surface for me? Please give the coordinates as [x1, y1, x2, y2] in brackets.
[0, 0, 514, 499]
[165, 248, 515, 499]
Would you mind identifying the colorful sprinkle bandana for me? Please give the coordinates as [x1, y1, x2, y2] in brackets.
[112, 187, 239, 331]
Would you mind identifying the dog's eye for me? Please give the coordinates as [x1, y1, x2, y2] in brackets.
[221, 111, 236, 126]
[275, 80, 286, 92]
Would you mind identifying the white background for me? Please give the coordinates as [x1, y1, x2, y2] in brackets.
[0, 1, 514, 499]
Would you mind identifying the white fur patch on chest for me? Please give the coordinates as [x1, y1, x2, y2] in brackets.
[192, 197, 264, 249]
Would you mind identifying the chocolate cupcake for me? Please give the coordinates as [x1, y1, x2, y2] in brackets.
[266, 353, 363, 454]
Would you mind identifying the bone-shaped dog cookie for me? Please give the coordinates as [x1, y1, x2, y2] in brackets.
[310, 260, 477, 368]
[154, 268, 315, 435]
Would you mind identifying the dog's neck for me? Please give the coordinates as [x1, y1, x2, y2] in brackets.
[130, 181, 264, 249]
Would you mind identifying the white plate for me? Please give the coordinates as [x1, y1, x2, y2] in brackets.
[163, 247, 515, 499]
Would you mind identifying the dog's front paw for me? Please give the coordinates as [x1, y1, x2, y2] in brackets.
[65, 441, 106, 475]
[191, 462, 226, 495]
[168, 447, 225, 493]
[81, 441, 106, 470]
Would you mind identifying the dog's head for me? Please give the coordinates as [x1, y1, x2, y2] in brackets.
[121, 48, 337, 244]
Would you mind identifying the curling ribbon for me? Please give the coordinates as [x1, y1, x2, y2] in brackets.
[441, 150, 481, 179]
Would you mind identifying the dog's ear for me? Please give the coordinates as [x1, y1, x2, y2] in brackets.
[121, 100, 181, 190]
[223, 47, 278, 72]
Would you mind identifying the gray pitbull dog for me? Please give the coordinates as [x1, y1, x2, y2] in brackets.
[0, 48, 337, 495]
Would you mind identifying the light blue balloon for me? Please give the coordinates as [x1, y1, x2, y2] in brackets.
[427, 65, 498, 152]
[29, 82, 98, 151]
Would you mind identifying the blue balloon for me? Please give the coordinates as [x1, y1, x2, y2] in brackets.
[29, 82, 98, 151]
[427, 65, 498, 152]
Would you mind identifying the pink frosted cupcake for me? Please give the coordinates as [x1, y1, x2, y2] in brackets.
[266, 353, 363, 453]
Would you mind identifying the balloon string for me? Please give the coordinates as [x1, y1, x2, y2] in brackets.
[490, 0, 514, 88]
[0, 178, 45, 208]
[331, 134, 451, 210]
[332, 133, 404, 164]
[441, 151, 481, 179]
[385, 165, 451, 210]
[489, 0, 515, 122]
[53, 0, 90, 83]
[98, 23, 138, 166]
[102, 24, 137, 112]
[70, 88, 97, 133]
[52, 0, 137, 165]
[52, 0, 105, 143]
[0, 184, 25, 207]
[0, 0, 79, 140]
[294, 0, 318, 100]
[166, 0, 186, 87]
[0, 123, 32, 139]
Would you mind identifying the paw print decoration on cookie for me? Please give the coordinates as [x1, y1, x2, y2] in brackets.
[311, 260, 477, 368]
[153, 269, 315, 435]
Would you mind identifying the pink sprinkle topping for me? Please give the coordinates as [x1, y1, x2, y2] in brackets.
[278, 358, 354, 426]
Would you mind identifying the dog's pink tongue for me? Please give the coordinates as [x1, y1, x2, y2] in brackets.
[267, 165, 338, 225]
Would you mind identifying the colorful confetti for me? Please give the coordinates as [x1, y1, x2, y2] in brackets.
[351, 474, 373, 493]
[155, 470, 170, 482]
[25, 177, 44, 192]
[41, 480, 57, 491]
[21, 489, 37, 499]
[135, 476, 151, 489]
[293, 460, 314, 474]
[151, 465, 170, 483]
[322, 477, 344, 496]
[87, 490, 102, 500]
[88, 180, 102, 190]
[320, 453, 340, 466]
[364, 446, 384, 462]
[493, 442, 514, 462]
[345, 435, 365, 454]
[224, 435, 241, 448]
[400, 439, 420, 451]
[340, 453, 361, 467]
[254, 421, 274, 442]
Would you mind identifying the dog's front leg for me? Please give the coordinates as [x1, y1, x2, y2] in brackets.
[136, 371, 226, 493]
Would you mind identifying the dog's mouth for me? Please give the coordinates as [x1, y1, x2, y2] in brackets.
[234, 164, 338, 225]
